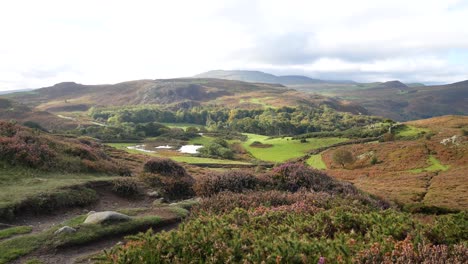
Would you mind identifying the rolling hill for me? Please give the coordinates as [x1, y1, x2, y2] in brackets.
[334, 80, 468, 121]
[196, 70, 467, 121]
[6, 78, 367, 115]
[0, 97, 80, 131]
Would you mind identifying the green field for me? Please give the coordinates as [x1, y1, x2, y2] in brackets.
[0, 164, 117, 210]
[242, 134, 347, 162]
[306, 154, 327, 169]
[395, 125, 430, 138]
[409, 155, 449, 173]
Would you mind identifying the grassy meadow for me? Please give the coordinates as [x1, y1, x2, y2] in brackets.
[242, 133, 347, 162]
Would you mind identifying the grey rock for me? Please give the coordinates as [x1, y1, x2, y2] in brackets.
[84, 211, 131, 224]
[147, 191, 160, 198]
[54, 226, 76, 235]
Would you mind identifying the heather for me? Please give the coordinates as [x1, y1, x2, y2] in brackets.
[101, 163, 467, 263]
[0, 121, 128, 174]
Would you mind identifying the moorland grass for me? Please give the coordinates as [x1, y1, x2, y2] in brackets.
[242, 133, 347, 162]
[0, 226, 33, 240]
[306, 154, 327, 169]
[0, 163, 117, 217]
[0, 213, 167, 263]
[395, 125, 430, 139]
[409, 155, 449, 173]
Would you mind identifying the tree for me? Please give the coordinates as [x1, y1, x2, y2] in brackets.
[332, 149, 355, 168]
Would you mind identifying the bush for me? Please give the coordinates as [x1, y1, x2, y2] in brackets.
[425, 212, 468, 245]
[141, 159, 194, 200]
[332, 149, 355, 168]
[265, 163, 336, 192]
[198, 142, 234, 159]
[143, 158, 187, 177]
[194, 170, 259, 197]
[382, 132, 395, 142]
[112, 178, 140, 197]
[104, 207, 458, 264]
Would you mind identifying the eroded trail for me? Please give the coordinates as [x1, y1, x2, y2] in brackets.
[3, 183, 187, 264]
[12, 184, 154, 234]
[14, 222, 180, 264]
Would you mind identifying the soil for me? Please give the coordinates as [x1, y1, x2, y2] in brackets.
[6, 183, 182, 264]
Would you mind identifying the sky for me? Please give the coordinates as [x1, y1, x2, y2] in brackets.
[1, 0, 468, 90]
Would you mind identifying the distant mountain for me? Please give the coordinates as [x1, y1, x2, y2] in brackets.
[333, 80, 468, 121]
[376, 80, 408, 89]
[0, 88, 33, 95]
[7, 78, 367, 115]
[194, 70, 355, 85]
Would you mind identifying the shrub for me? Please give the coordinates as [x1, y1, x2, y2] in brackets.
[332, 149, 355, 168]
[249, 141, 273, 148]
[141, 159, 194, 200]
[382, 132, 395, 142]
[425, 212, 468, 245]
[265, 163, 337, 192]
[194, 170, 259, 197]
[22, 121, 47, 132]
[103, 207, 454, 264]
[112, 178, 140, 197]
[198, 142, 234, 159]
[143, 158, 187, 177]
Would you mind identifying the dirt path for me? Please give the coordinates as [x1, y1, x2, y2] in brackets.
[14, 222, 180, 264]
[11, 185, 153, 234]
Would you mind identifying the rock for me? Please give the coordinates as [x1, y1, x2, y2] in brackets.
[54, 226, 76, 235]
[84, 211, 131, 224]
[152, 198, 166, 206]
[87, 210, 96, 215]
[147, 191, 160, 198]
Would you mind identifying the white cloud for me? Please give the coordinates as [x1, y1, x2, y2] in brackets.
[0, 0, 468, 90]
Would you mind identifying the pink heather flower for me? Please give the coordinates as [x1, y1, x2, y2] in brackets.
[318, 257, 326, 264]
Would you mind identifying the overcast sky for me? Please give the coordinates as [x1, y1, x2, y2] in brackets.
[1, 0, 468, 90]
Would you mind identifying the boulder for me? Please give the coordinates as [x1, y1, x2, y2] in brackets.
[84, 211, 131, 224]
[147, 191, 160, 198]
[54, 226, 76, 235]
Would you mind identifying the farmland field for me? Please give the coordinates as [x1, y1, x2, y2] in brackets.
[242, 133, 347, 162]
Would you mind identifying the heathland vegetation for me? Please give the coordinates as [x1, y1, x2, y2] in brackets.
[0, 77, 466, 263]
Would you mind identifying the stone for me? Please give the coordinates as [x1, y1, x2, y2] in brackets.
[147, 191, 160, 198]
[84, 211, 131, 224]
[54, 226, 76, 235]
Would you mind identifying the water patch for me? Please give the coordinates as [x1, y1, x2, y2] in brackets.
[127, 144, 155, 153]
[155, 145, 172, 149]
[179, 145, 203, 154]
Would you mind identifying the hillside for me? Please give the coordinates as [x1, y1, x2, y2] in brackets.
[8, 78, 367, 114]
[339, 80, 468, 121]
[0, 98, 80, 131]
[318, 115, 468, 210]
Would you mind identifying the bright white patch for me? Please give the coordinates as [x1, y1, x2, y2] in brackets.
[155, 145, 172, 149]
[127, 145, 155, 153]
[179, 145, 203, 154]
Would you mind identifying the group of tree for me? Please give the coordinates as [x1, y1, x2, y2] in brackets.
[89, 105, 391, 137]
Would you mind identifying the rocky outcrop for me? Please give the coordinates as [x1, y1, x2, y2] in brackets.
[84, 211, 131, 224]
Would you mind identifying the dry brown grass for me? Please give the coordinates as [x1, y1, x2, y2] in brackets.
[322, 116, 468, 210]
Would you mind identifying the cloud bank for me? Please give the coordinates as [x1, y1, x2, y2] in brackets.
[0, 0, 467, 90]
